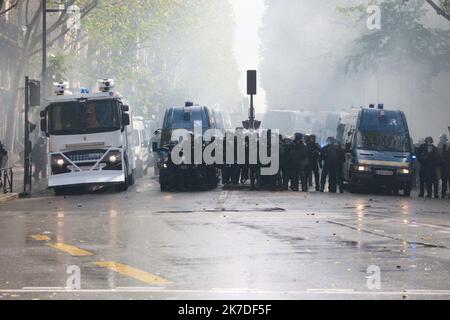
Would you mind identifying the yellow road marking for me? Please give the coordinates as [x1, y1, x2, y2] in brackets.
[48, 243, 93, 257]
[31, 234, 51, 242]
[94, 261, 172, 286]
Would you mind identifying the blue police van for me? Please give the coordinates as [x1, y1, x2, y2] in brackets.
[338, 105, 414, 196]
[160, 102, 217, 146]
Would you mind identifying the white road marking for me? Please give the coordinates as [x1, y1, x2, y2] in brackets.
[0, 288, 448, 296]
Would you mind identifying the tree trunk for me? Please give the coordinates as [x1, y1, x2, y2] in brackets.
[4, 52, 27, 156]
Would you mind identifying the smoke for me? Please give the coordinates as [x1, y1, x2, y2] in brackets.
[260, 0, 450, 141]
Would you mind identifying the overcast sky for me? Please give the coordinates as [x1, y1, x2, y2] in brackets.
[229, 0, 267, 112]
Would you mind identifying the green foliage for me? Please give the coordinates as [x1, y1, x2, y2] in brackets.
[343, 0, 450, 80]
[68, 0, 240, 116]
[48, 52, 69, 83]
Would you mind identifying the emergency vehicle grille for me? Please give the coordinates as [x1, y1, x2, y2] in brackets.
[66, 152, 105, 162]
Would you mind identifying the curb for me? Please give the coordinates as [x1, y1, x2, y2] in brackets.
[0, 193, 19, 204]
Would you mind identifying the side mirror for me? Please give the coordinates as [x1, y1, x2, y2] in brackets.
[121, 105, 130, 112]
[152, 142, 158, 152]
[122, 113, 130, 127]
[40, 119, 47, 133]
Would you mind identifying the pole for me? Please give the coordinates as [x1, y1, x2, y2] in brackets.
[249, 95, 255, 129]
[21, 77, 31, 197]
[42, 0, 47, 99]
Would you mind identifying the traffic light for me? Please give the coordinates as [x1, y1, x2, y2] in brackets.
[247, 70, 257, 95]
[29, 80, 41, 107]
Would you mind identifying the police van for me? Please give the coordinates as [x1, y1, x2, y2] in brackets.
[160, 102, 218, 145]
[338, 105, 414, 196]
[40, 80, 136, 195]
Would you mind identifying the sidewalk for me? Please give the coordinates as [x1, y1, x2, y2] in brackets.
[0, 193, 18, 204]
[0, 166, 48, 204]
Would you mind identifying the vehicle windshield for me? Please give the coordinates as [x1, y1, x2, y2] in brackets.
[163, 108, 210, 131]
[49, 100, 120, 135]
[356, 131, 411, 152]
[357, 111, 411, 152]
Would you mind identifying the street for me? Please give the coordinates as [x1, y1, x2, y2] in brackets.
[0, 176, 449, 300]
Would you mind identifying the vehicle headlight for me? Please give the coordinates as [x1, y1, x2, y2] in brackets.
[399, 168, 410, 175]
[109, 155, 118, 163]
[106, 151, 122, 165]
[51, 155, 66, 167]
[357, 165, 370, 172]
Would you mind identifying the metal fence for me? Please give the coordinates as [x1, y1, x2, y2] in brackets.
[0, 167, 13, 194]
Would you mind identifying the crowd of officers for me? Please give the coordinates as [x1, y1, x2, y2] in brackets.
[162, 130, 450, 199]
[416, 134, 450, 199]
[220, 132, 345, 193]
[161, 131, 346, 193]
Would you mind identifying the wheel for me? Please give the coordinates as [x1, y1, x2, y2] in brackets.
[128, 170, 135, 186]
[115, 165, 129, 192]
[54, 187, 68, 196]
[403, 185, 412, 197]
[160, 183, 169, 192]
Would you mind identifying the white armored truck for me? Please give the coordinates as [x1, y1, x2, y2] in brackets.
[40, 80, 136, 195]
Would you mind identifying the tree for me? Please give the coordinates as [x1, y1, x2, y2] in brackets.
[342, 0, 450, 81]
[424, 0, 450, 21]
[76, 0, 240, 116]
[0, 0, 19, 16]
[3, 0, 97, 151]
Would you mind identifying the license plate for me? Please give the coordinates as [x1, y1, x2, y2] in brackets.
[376, 170, 394, 176]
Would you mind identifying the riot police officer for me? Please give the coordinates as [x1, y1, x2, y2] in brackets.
[306, 134, 321, 191]
[280, 136, 293, 190]
[287, 133, 308, 192]
[439, 134, 450, 199]
[335, 140, 346, 194]
[417, 137, 440, 198]
[0, 140, 7, 169]
[32, 136, 47, 180]
[320, 137, 335, 192]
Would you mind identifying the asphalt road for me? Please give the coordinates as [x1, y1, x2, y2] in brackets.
[0, 175, 450, 300]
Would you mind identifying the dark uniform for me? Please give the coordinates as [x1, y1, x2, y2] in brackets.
[280, 138, 293, 190]
[287, 133, 308, 192]
[335, 143, 346, 194]
[32, 137, 47, 180]
[320, 138, 335, 192]
[417, 137, 440, 198]
[0, 141, 7, 169]
[440, 143, 450, 199]
[306, 135, 321, 191]
[222, 134, 232, 185]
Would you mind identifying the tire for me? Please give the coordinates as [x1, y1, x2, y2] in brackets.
[54, 187, 68, 196]
[115, 165, 129, 192]
[403, 185, 412, 197]
[128, 170, 135, 186]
